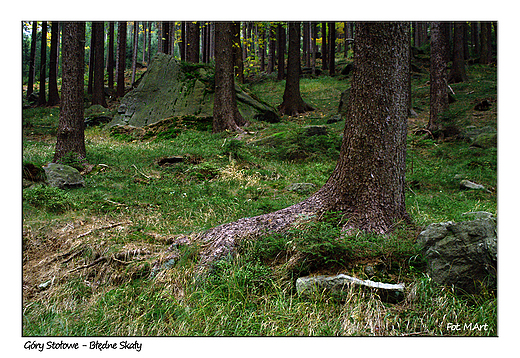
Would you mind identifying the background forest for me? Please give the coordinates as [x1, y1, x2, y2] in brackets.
[21, 20, 498, 340]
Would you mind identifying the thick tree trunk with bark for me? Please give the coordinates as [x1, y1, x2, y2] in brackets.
[186, 22, 200, 63]
[278, 22, 315, 116]
[92, 21, 107, 107]
[212, 22, 246, 133]
[53, 22, 86, 163]
[197, 22, 410, 267]
[428, 22, 449, 133]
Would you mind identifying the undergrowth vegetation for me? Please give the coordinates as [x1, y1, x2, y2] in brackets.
[22, 60, 497, 336]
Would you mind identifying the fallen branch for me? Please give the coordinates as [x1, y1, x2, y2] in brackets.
[68, 256, 107, 273]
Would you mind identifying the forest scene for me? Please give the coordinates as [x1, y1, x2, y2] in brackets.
[21, 20, 498, 339]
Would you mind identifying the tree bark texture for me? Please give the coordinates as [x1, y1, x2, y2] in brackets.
[197, 22, 410, 268]
[278, 22, 314, 116]
[448, 22, 468, 84]
[212, 22, 246, 133]
[131, 21, 139, 86]
[53, 22, 86, 163]
[47, 21, 60, 106]
[186, 21, 200, 63]
[92, 21, 107, 107]
[429, 22, 449, 132]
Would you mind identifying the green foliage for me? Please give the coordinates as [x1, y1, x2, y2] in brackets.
[23, 185, 76, 213]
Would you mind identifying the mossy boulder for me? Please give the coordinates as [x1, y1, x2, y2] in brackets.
[108, 53, 279, 129]
[43, 163, 85, 189]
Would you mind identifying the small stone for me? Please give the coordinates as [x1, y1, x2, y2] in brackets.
[459, 179, 486, 191]
[43, 163, 85, 189]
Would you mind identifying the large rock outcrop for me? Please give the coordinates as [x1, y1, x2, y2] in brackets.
[108, 53, 279, 128]
[416, 215, 497, 294]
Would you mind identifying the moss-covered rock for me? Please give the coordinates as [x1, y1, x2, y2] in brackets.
[108, 53, 279, 129]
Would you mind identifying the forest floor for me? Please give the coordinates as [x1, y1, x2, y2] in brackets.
[21, 58, 497, 337]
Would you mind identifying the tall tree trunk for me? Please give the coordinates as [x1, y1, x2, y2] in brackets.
[213, 22, 245, 133]
[267, 24, 276, 74]
[480, 22, 493, 64]
[116, 21, 127, 98]
[186, 21, 200, 63]
[131, 21, 139, 86]
[92, 21, 107, 107]
[47, 21, 60, 106]
[276, 23, 285, 81]
[328, 22, 336, 76]
[107, 22, 115, 90]
[321, 22, 328, 71]
[428, 22, 449, 133]
[303, 22, 310, 67]
[196, 22, 411, 267]
[54, 22, 86, 163]
[38, 21, 47, 106]
[278, 22, 314, 116]
[259, 23, 266, 72]
[448, 22, 468, 83]
[27, 21, 38, 99]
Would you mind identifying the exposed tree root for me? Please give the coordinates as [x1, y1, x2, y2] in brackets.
[195, 192, 326, 271]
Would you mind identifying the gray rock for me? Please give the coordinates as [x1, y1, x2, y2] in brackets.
[416, 218, 497, 294]
[296, 274, 405, 303]
[43, 163, 85, 189]
[285, 183, 316, 194]
[338, 88, 350, 116]
[460, 179, 487, 191]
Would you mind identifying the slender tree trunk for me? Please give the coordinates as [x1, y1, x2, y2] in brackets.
[259, 23, 266, 72]
[429, 22, 449, 133]
[27, 21, 38, 99]
[267, 24, 276, 74]
[160, 21, 169, 54]
[54, 22, 86, 163]
[116, 21, 127, 98]
[38, 21, 47, 106]
[213, 22, 245, 133]
[196, 22, 411, 267]
[303, 22, 310, 67]
[278, 22, 315, 116]
[448, 22, 468, 83]
[311, 22, 317, 75]
[147, 22, 152, 64]
[47, 21, 60, 106]
[321, 22, 328, 71]
[131, 21, 139, 86]
[276, 23, 285, 81]
[92, 21, 107, 107]
[328, 22, 336, 76]
[142, 22, 147, 64]
[107, 22, 115, 90]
